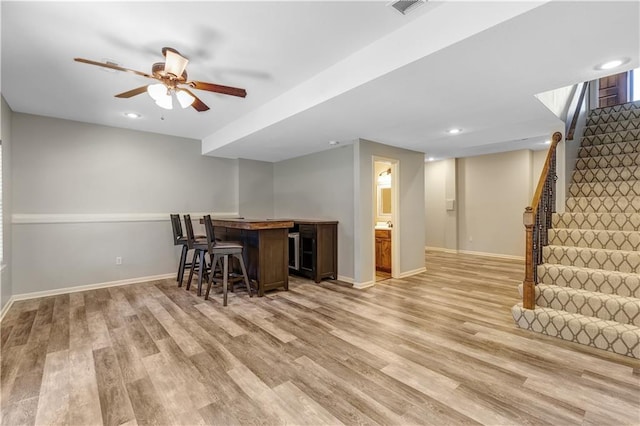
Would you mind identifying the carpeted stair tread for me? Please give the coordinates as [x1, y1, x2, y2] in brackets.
[572, 165, 640, 183]
[553, 212, 640, 231]
[587, 108, 640, 126]
[514, 100, 640, 359]
[589, 100, 640, 117]
[543, 245, 640, 273]
[568, 180, 640, 197]
[578, 140, 640, 158]
[526, 283, 640, 326]
[584, 117, 640, 136]
[575, 152, 640, 170]
[548, 228, 640, 251]
[582, 129, 640, 147]
[511, 303, 640, 358]
[537, 263, 640, 298]
[566, 195, 640, 213]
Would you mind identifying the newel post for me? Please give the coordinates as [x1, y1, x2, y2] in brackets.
[522, 206, 535, 309]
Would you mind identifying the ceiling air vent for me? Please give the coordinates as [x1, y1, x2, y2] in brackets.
[388, 0, 426, 15]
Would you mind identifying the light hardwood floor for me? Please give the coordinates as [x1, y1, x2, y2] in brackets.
[1, 251, 638, 425]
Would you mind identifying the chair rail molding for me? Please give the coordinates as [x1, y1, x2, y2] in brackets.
[12, 212, 240, 225]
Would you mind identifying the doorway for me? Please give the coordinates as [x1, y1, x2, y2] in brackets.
[373, 158, 399, 282]
[598, 71, 629, 107]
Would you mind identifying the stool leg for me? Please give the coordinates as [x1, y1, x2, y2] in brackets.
[236, 253, 252, 297]
[197, 250, 206, 297]
[223, 255, 229, 307]
[205, 253, 218, 300]
[186, 249, 198, 291]
[177, 245, 188, 286]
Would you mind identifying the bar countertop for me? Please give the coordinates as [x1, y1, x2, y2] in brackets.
[210, 218, 294, 230]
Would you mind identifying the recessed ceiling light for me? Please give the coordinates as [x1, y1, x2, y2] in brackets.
[124, 112, 141, 119]
[447, 128, 462, 135]
[595, 58, 629, 70]
[328, 140, 340, 146]
[427, 157, 435, 162]
[544, 139, 551, 144]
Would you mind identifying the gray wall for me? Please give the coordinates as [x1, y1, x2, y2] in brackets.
[457, 150, 531, 257]
[1, 96, 13, 311]
[274, 145, 355, 280]
[238, 159, 274, 218]
[425, 160, 446, 249]
[425, 149, 547, 258]
[424, 158, 457, 251]
[355, 139, 425, 284]
[11, 114, 240, 295]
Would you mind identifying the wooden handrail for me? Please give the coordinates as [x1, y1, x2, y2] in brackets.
[530, 132, 563, 210]
[522, 131, 563, 309]
[566, 82, 588, 141]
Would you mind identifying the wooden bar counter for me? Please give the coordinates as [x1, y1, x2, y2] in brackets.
[211, 219, 293, 297]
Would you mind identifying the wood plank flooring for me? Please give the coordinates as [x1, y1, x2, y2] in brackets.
[1, 250, 639, 425]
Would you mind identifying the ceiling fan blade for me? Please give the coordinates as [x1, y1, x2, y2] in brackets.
[115, 86, 149, 98]
[189, 81, 247, 98]
[74, 58, 153, 79]
[182, 89, 210, 112]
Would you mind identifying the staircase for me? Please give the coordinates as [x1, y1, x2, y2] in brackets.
[512, 100, 640, 359]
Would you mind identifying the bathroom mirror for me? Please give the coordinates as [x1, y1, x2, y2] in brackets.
[378, 186, 392, 216]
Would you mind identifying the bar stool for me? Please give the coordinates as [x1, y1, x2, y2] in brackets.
[202, 215, 252, 306]
[170, 214, 195, 288]
[183, 214, 210, 296]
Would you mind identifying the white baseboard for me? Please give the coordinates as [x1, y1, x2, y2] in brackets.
[353, 280, 375, 289]
[457, 249, 524, 261]
[398, 267, 426, 278]
[0, 297, 15, 322]
[5, 273, 175, 308]
[337, 275, 354, 284]
[425, 246, 458, 254]
[12, 212, 240, 225]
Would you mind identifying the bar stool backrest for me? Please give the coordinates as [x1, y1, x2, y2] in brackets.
[202, 215, 217, 253]
[183, 214, 197, 249]
[170, 214, 184, 245]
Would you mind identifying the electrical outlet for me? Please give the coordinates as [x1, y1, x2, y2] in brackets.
[468, 236, 473, 242]
[116, 256, 122, 265]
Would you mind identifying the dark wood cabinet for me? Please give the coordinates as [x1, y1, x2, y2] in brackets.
[292, 221, 338, 283]
[212, 219, 293, 297]
[375, 229, 391, 273]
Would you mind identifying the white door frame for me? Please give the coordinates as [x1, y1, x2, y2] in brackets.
[372, 156, 400, 281]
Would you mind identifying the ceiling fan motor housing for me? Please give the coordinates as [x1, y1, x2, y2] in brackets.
[152, 62, 187, 82]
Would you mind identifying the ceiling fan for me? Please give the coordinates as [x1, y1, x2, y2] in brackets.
[74, 47, 247, 112]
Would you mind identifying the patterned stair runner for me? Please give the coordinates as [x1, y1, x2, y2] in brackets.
[512, 100, 640, 358]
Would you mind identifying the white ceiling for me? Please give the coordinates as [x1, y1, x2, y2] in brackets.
[2, 1, 639, 163]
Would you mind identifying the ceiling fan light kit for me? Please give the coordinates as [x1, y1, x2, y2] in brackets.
[74, 47, 247, 112]
[176, 90, 195, 109]
[147, 83, 172, 109]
